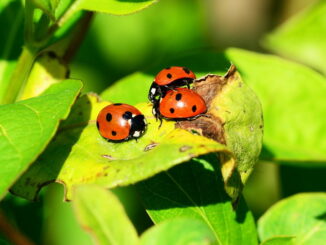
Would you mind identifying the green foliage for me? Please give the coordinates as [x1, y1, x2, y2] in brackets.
[204, 67, 263, 195]
[0, 80, 82, 199]
[258, 193, 326, 244]
[263, 1, 326, 74]
[0, 0, 24, 103]
[140, 218, 217, 245]
[137, 155, 258, 245]
[73, 185, 139, 245]
[73, 185, 218, 245]
[0, 0, 325, 244]
[101, 73, 153, 105]
[226, 48, 326, 163]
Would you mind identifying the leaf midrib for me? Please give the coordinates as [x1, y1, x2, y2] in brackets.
[164, 171, 223, 245]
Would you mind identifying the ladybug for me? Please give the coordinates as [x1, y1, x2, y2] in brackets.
[96, 103, 147, 142]
[148, 66, 196, 104]
[152, 87, 207, 121]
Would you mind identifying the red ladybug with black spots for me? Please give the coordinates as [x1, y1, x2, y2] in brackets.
[148, 66, 196, 104]
[152, 87, 207, 122]
[97, 103, 147, 142]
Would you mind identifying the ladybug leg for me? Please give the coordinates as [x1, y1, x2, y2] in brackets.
[185, 80, 190, 89]
[164, 85, 177, 92]
[200, 113, 211, 118]
[153, 107, 163, 128]
[158, 117, 163, 128]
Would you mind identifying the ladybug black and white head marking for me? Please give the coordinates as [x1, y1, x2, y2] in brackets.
[130, 114, 147, 138]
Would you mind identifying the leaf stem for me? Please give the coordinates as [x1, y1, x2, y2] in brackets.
[1, 47, 37, 104]
[24, 0, 35, 45]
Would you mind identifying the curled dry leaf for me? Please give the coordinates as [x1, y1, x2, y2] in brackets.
[177, 65, 263, 200]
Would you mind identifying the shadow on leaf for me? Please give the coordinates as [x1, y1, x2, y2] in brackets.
[10, 95, 92, 201]
[137, 153, 251, 224]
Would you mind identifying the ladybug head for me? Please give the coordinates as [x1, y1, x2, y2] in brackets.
[130, 114, 147, 138]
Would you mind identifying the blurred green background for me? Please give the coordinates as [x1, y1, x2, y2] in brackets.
[1, 0, 324, 244]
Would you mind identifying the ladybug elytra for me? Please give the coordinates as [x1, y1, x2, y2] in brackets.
[148, 66, 196, 104]
[152, 87, 207, 121]
[97, 103, 147, 142]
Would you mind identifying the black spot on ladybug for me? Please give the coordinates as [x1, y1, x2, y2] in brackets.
[167, 73, 172, 79]
[96, 121, 100, 129]
[170, 108, 175, 113]
[122, 111, 132, 120]
[113, 103, 122, 106]
[175, 93, 182, 101]
[192, 105, 197, 112]
[112, 131, 117, 136]
[183, 67, 191, 74]
[106, 113, 112, 122]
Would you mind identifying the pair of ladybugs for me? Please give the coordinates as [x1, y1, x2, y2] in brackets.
[97, 66, 207, 142]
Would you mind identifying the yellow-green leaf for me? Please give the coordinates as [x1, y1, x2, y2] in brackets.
[11, 93, 231, 200]
[18, 52, 68, 101]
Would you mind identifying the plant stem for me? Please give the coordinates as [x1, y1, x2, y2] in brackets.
[1, 47, 37, 104]
[24, 0, 35, 45]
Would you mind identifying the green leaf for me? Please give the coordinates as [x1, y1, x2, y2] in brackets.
[140, 218, 217, 245]
[11, 93, 231, 200]
[76, 0, 158, 15]
[101, 72, 153, 105]
[186, 66, 263, 198]
[18, 52, 68, 101]
[0, 80, 82, 200]
[55, 0, 157, 30]
[137, 155, 258, 245]
[0, 0, 24, 104]
[260, 236, 295, 245]
[42, 184, 93, 245]
[258, 193, 326, 245]
[226, 48, 326, 163]
[73, 185, 139, 245]
[263, 1, 326, 74]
